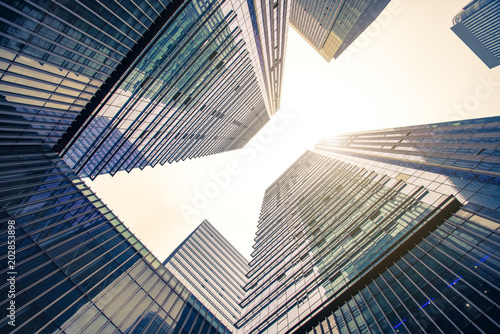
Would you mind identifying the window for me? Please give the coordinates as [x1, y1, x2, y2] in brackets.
[208, 51, 218, 61]
[316, 238, 325, 248]
[349, 226, 361, 238]
[211, 110, 224, 119]
[369, 210, 381, 221]
[297, 295, 308, 306]
[329, 271, 341, 282]
[172, 91, 181, 101]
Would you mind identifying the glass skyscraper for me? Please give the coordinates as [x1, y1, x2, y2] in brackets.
[237, 116, 500, 333]
[61, 0, 273, 179]
[0, 0, 175, 150]
[315, 116, 500, 210]
[451, 0, 500, 69]
[245, 0, 290, 113]
[0, 0, 289, 180]
[1, 114, 499, 333]
[0, 148, 232, 333]
[164, 220, 248, 332]
[289, 0, 390, 62]
[1, 0, 499, 332]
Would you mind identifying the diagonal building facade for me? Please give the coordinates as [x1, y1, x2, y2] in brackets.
[289, 0, 391, 62]
[0, 148, 233, 333]
[0, 0, 180, 151]
[164, 220, 249, 332]
[237, 116, 500, 333]
[0, 0, 289, 179]
[451, 0, 500, 69]
[60, 0, 272, 178]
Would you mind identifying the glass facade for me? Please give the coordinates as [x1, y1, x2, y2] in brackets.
[0, 0, 286, 180]
[0, 149, 231, 333]
[0, 0, 171, 149]
[245, 0, 290, 113]
[307, 205, 500, 334]
[62, 0, 273, 179]
[164, 220, 248, 331]
[451, 0, 500, 69]
[236, 117, 500, 333]
[315, 116, 500, 211]
[236, 151, 462, 333]
[290, 0, 390, 62]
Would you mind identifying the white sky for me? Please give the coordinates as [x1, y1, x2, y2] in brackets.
[86, 0, 500, 262]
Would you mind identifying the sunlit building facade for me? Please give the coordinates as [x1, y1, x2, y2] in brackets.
[0, 148, 232, 333]
[2, 116, 499, 333]
[0, 0, 289, 180]
[315, 116, 500, 210]
[237, 116, 500, 333]
[290, 0, 390, 62]
[451, 0, 500, 69]
[246, 0, 290, 113]
[164, 220, 248, 331]
[61, 0, 272, 179]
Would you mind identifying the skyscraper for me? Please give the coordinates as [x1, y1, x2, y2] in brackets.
[237, 116, 500, 333]
[0, 148, 232, 333]
[0, 1, 273, 330]
[246, 0, 290, 113]
[0, 0, 177, 150]
[0, 0, 289, 179]
[289, 0, 391, 62]
[164, 220, 248, 332]
[315, 116, 500, 209]
[2, 0, 499, 332]
[451, 0, 500, 69]
[2, 113, 499, 333]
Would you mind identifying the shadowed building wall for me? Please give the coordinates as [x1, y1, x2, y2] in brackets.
[0, 148, 232, 333]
